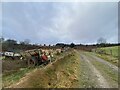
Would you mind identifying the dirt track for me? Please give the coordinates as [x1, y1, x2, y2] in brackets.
[79, 51, 118, 88]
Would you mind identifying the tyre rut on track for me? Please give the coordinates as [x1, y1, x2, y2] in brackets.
[80, 54, 110, 88]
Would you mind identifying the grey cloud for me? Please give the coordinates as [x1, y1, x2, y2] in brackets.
[2, 2, 118, 44]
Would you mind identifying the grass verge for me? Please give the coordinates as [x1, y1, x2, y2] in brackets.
[2, 67, 33, 87]
[90, 52, 118, 66]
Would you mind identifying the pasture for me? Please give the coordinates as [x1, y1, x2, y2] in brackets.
[92, 46, 119, 66]
[97, 46, 119, 57]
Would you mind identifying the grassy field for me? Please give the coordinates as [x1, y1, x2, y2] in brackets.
[92, 46, 119, 66]
[96, 46, 119, 57]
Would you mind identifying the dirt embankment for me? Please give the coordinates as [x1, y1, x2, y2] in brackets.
[8, 50, 80, 88]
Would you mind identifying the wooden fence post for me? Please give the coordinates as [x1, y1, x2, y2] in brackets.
[110, 49, 112, 55]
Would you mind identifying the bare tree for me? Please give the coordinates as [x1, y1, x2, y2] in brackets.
[24, 39, 30, 45]
[44, 44, 46, 47]
[70, 43, 75, 48]
[97, 37, 107, 44]
[0, 37, 4, 43]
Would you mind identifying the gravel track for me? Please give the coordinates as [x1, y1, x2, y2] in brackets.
[79, 51, 118, 88]
[80, 54, 110, 88]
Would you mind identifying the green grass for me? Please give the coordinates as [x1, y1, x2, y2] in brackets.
[0, 56, 5, 60]
[2, 68, 33, 87]
[92, 46, 119, 66]
[91, 59, 118, 87]
[82, 52, 118, 88]
[97, 46, 119, 57]
[90, 52, 118, 66]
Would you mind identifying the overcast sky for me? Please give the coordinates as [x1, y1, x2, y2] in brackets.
[1, 2, 118, 45]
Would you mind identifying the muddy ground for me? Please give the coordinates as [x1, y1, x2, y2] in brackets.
[2, 59, 28, 74]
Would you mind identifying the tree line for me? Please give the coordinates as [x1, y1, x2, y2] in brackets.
[0, 37, 40, 52]
[0, 37, 119, 52]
